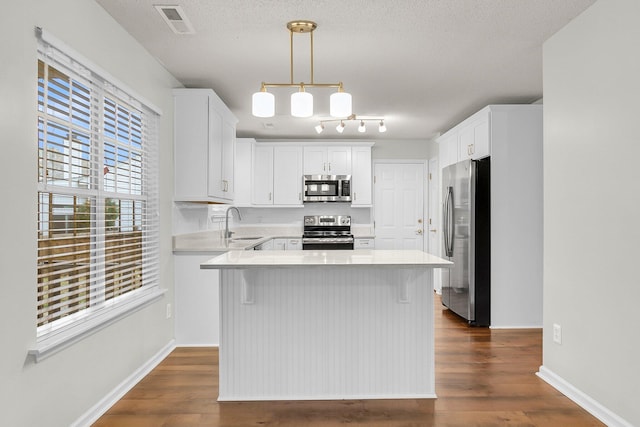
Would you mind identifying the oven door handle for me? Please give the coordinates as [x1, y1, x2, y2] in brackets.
[302, 237, 354, 244]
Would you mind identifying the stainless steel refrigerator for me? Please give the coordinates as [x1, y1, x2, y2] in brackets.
[441, 158, 491, 326]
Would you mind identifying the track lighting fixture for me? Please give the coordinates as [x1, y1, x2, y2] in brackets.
[314, 114, 387, 134]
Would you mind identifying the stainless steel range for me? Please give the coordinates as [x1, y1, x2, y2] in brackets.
[302, 215, 354, 250]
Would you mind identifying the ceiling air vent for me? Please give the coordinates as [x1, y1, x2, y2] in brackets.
[154, 5, 195, 34]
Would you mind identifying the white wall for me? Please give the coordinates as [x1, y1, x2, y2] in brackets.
[0, 1, 180, 426]
[542, 0, 640, 425]
[372, 139, 435, 160]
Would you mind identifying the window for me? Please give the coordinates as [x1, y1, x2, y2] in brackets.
[35, 30, 161, 349]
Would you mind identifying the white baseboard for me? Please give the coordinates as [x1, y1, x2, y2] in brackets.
[490, 325, 542, 329]
[71, 339, 176, 427]
[537, 365, 634, 427]
[175, 343, 218, 348]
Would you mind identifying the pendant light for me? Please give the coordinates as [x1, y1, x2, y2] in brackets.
[251, 21, 352, 118]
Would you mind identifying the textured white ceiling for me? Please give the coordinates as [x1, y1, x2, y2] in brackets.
[95, 0, 596, 141]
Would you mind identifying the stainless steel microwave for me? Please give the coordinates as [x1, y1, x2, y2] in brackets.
[303, 175, 351, 202]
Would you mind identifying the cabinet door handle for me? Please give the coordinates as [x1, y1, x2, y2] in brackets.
[269, 192, 272, 201]
[323, 163, 326, 171]
[328, 162, 331, 171]
[299, 192, 301, 201]
[353, 192, 356, 201]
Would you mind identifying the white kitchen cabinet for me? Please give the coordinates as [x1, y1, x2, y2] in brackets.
[252, 143, 303, 206]
[303, 146, 352, 175]
[233, 138, 254, 206]
[437, 131, 458, 169]
[252, 145, 274, 205]
[267, 238, 302, 250]
[272, 238, 287, 250]
[173, 88, 237, 202]
[351, 146, 372, 206]
[273, 146, 303, 205]
[286, 238, 302, 250]
[354, 238, 375, 249]
[174, 252, 223, 345]
[457, 110, 490, 160]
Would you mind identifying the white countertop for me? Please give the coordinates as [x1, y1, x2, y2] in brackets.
[200, 249, 452, 269]
[173, 226, 376, 253]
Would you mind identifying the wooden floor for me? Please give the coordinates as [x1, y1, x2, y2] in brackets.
[94, 294, 603, 426]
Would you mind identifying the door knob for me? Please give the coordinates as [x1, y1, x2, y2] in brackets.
[416, 229, 423, 235]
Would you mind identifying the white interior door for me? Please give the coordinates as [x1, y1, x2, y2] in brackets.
[374, 162, 425, 250]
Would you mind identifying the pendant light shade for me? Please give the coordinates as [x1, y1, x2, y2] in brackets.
[252, 90, 275, 118]
[330, 90, 352, 117]
[336, 121, 345, 133]
[378, 120, 387, 133]
[291, 88, 313, 118]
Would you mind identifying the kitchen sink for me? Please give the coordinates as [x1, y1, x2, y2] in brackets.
[231, 236, 262, 241]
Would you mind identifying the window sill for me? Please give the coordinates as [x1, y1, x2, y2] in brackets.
[29, 287, 167, 363]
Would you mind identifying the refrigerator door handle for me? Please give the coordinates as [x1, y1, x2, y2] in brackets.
[443, 188, 449, 256]
[445, 186, 454, 257]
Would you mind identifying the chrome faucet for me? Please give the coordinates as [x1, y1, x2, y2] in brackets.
[224, 206, 242, 239]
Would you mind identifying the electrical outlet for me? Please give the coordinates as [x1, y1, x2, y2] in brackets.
[166, 303, 172, 319]
[553, 323, 562, 344]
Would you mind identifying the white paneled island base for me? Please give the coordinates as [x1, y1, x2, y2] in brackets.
[201, 250, 452, 401]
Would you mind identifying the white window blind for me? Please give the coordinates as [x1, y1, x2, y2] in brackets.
[35, 29, 161, 345]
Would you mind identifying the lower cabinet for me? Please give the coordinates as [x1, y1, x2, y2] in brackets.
[286, 238, 302, 250]
[173, 252, 223, 346]
[355, 238, 375, 249]
[273, 238, 287, 250]
[267, 238, 302, 250]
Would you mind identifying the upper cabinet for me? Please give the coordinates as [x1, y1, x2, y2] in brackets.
[437, 132, 458, 171]
[173, 88, 237, 202]
[252, 144, 303, 206]
[351, 146, 372, 206]
[303, 146, 352, 175]
[437, 106, 490, 169]
[457, 112, 490, 161]
[252, 144, 275, 205]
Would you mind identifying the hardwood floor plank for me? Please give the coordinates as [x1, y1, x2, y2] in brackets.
[93, 294, 604, 426]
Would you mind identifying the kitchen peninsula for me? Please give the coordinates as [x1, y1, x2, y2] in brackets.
[201, 249, 452, 401]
